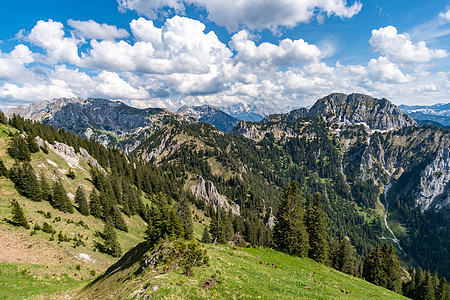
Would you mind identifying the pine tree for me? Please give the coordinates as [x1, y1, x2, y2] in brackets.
[306, 193, 329, 264]
[75, 186, 89, 216]
[201, 226, 211, 243]
[0, 160, 7, 177]
[273, 181, 309, 257]
[8, 134, 31, 161]
[419, 271, 436, 300]
[39, 171, 52, 202]
[176, 197, 194, 240]
[435, 277, 448, 300]
[385, 244, 402, 293]
[102, 218, 122, 257]
[10, 199, 29, 229]
[336, 237, 356, 276]
[0, 110, 6, 124]
[89, 189, 102, 219]
[52, 179, 73, 213]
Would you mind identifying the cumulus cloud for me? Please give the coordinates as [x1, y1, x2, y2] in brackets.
[230, 30, 321, 66]
[68, 19, 129, 40]
[0, 45, 34, 81]
[28, 19, 81, 65]
[366, 56, 411, 83]
[370, 25, 448, 63]
[118, 0, 362, 31]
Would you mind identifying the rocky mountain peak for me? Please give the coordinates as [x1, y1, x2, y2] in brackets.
[177, 104, 239, 132]
[308, 93, 417, 130]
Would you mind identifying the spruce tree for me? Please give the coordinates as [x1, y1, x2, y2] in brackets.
[176, 197, 194, 240]
[336, 237, 356, 276]
[0, 110, 6, 124]
[385, 244, 402, 293]
[0, 160, 7, 177]
[435, 278, 448, 300]
[89, 189, 102, 219]
[201, 226, 211, 243]
[75, 186, 89, 216]
[39, 171, 52, 202]
[419, 271, 436, 300]
[273, 181, 309, 257]
[306, 193, 329, 264]
[102, 218, 122, 257]
[52, 179, 73, 213]
[8, 134, 31, 161]
[10, 199, 29, 229]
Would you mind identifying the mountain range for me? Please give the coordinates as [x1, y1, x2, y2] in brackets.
[4, 93, 450, 280]
[399, 103, 450, 128]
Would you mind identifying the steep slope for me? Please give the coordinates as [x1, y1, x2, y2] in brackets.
[177, 105, 240, 132]
[6, 98, 193, 147]
[77, 241, 407, 299]
[309, 93, 417, 130]
[220, 102, 294, 122]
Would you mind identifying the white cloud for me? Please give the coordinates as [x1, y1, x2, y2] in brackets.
[230, 30, 321, 66]
[28, 20, 81, 64]
[366, 56, 411, 83]
[439, 8, 450, 23]
[96, 71, 149, 99]
[0, 45, 34, 81]
[81, 16, 232, 75]
[0, 80, 75, 101]
[370, 25, 448, 63]
[68, 19, 129, 40]
[118, 0, 362, 32]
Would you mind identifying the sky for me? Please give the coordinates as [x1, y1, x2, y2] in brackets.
[0, 0, 450, 111]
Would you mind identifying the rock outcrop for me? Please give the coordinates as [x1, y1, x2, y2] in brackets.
[190, 177, 240, 215]
[309, 93, 417, 130]
[415, 148, 450, 212]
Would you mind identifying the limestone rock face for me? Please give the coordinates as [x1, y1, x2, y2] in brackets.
[190, 177, 240, 215]
[177, 105, 239, 132]
[309, 93, 417, 130]
[415, 148, 450, 212]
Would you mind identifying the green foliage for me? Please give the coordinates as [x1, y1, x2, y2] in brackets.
[0, 110, 6, 124]
[363, 244, 402, 293]
[273, 181, 309, 257]
[96, 219, 122, 257]
[0, 159, 7, 177]
[51, 179, 73, 213]
[145, 194, 184, 247]
[404, 267, 449, 300]
[7, 134, 31, 161]
[9, 162, 41, 202]
[306, 193, 330, 264]
[201, 226, 211, 243]
[175, 197, 194, 240]
[75, 186, 89, 216]
[335, 237, 356, 276]
[10, 199, 29, 229]
[88, 189, 102, 219]
[41, 222, 56, 234]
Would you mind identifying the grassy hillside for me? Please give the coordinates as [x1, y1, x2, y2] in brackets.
[0, 123, 149, 299]
[76, 241, 408, 299]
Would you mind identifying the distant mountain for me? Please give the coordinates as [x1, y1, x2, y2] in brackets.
[260, 93, 417, 131]
[399, 103, 450, 127]
[220, 102, 294, 122]
[6, 98, 193, 147]
[177, 105, 239, 132]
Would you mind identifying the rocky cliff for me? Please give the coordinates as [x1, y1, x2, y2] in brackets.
[309, 93, 417, 130]
[190, 177, 240, 215]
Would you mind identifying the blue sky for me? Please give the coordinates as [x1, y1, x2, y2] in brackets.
[0, 0, 449, 111]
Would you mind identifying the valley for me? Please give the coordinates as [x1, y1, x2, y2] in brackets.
[0, 92, 448, 299]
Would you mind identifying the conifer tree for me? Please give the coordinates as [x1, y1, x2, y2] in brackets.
[26, 134, 39, 153]
[435, 277, 448, 300]
[0, 160, 7, 177]
[419, 271, 436, 300]
[89, 189, 102, 219]
[39, 171, 52, 202]
[0, 110, 6, 124]
[75, 186, 89, 216]
[201, 226, 211, 243]
[102, 218, 122, 257]
[385, 244, 402, 293]
[52, 179, 73, 213]
[176, 197, 194, 240]
[336, 237, 356, 276]
[10, 199, 30, 229]
[273, 181, 309, 257]
[306, 193, 329, 264]
[8, 134, 31, 161]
